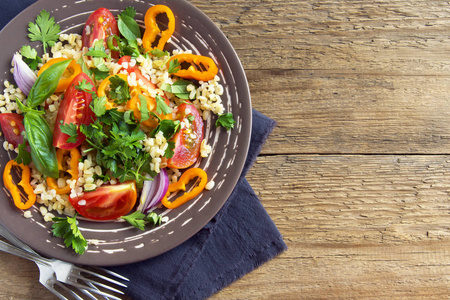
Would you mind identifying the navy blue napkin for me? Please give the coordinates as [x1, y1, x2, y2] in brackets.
[0, 2, 287, 298]
[110, 109, 286, 299]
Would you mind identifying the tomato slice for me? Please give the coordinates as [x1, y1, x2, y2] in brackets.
[69, 181, 137, 221]
[0, 113, 25, 147]
[53, 72, 96, 149]
[82, 8, 119, 58]
[167, 102, 204, 169]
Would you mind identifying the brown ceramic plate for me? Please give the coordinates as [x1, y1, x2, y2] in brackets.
[0, 0, 251, 266]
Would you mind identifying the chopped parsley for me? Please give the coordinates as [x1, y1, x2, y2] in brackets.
[51, 214, 87, 255]
[19, 45, 42, 70]
[150, 49, 170, 57]
[216, 113, 236, 130]
[75, 79, 95, 94]
[138, 94, 150, 122]
[15, 142, 31, 165]
[59, 121, 78, 144]
[168, 59, 181, 74]
[155, 94, 172, 115]
[160, 80, 193, 100]
[27, 10, 61, 53]
[122, 211, 165, 231]
[108, 75, 130, 104]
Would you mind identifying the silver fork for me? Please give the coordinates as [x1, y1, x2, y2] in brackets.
[0, 224, 97, 299]
[0, 237, 128, 299]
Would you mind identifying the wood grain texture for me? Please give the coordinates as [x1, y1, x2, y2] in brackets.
[1, 0, 450, 299]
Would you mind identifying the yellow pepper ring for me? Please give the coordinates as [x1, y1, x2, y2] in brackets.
[46, 148, 81, 195]
[38, 58, 81, 93]
[97, 73, 129, 110]
[3, 160, 36, 210]
[143, 5, 175, 52]
[167, 54, 218, 82]
[161, 168, 208, 209]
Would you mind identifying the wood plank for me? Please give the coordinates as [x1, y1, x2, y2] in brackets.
[212, 154, 450, 298]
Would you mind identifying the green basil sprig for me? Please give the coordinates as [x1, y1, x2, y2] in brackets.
[27, 59, 71, 108]
[23, 112, 59, 178]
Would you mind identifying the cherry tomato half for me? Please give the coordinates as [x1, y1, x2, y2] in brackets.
[0, 113, 25, 148]
[118, 55, 158, 91]
[69, 181, 137, 221]
[82, 8, 119, 58]
[53, 72, 96, 149]
[167, 102, 204, 169]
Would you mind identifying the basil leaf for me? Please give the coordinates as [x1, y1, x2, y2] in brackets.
[118, 15, 141, 41]
[27, 59, 71, 108]
[23, 112, 58, 178]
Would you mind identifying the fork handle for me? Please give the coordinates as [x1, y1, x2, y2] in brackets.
[0, 239, 51, 266]
[0, 223, 37, 254]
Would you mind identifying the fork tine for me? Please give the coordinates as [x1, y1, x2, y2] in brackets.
[53, 281, 85, 300]
[76, 285, 100, 300]
[42, 277, 69, 300]
[63, 281, 123, 300]
[71, 274, 125, 294]
[74, 267, 128, 288]
[91, 267, 130, 282]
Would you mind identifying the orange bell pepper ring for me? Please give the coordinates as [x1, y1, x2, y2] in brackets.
[167, 54, 218, 82]
[143, 5, 175, 52]
[3, 160, 36, 210]
[46, 148, 81, 195]
[161, 168, 207, 209]
[97, 74, 129, 110]
[38, 58, 81, 93]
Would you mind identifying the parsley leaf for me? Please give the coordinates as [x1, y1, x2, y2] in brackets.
[216, 113, 236, 130]
[150, 49, 170, 57]
[19, 45, 42, 70]
[84, 50, 111, 59]
[76, 57, 94, 82]
[122, 211, 165, 231]
[138, 94, 150, 122]
[155, 94, 172, 115]
[118, 7, 141, 41]
[90, 95, 107, 117]
[187, 114, 195, 122]
[76, 79, 95, 94]
[51, 214, 87, 255]
[88, 39, 110, 73]
[168, 59, 181, 74]
[59, 121, 78, 144]
[91, 67, 110, 80]
[15, 142, 32, 165]
[164, 141, 175, 159]
[108, 75, 130, 104]
[151, 119, 180, 140]
[27, 10, 61, 53]
[160, 80, 193, 100]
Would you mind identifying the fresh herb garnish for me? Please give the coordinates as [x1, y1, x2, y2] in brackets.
[150, 118, 180, 140]
[27, 10, 61, 53]
[75, 79, 95, 94]
[87, 39, 110, 72]
[118, 7, 141, 42]
[168, 58, 181, 74]
[59, 121, 78, 143]
[122, 211, 165, 230]
[76, 57, 94, 82]
[187, 114, 195, 122]
[216, 113, 236, 130]
[160, 80, 193, 100]
[155, 94, 172, 115]
[108, 75, 130, 104]
[52, 214, 87, 255]
[15, 142, 32, 165]
[150, 49, 170, 57]
[138, 94, 150, 122]
[19, 45, 42, 70]
[91, 95, 107, 117]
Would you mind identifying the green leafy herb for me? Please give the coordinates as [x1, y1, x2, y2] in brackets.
[27, 10, 61, 53]
[76, 79, 95, 94]
[52, 214, 87, 255]
[150, 119, 180, 140]
[118, 7, 141, 41]
[108, 75, 130, 104]
[84, 50, 111, 59]
[155, 94, 172, 115]
[19, 45, 42, 70]
[138, 94, 150, 122]
[91, 67, 110, 80]
[164, 141, 175, 159]
[187, 114, 195, 122]
[90, 95, 107, 117]
[168, 59, 181, 74]
[216, 113, 236, 130]
[14, 142, 32, 165]
[88, 39, 109, 73]
[59, 121, 78, 144]
[76, 57, 94, 82]
[122, 211, 165, 231]
[150, 49, 170, 57]
[160, 80, 193, 100]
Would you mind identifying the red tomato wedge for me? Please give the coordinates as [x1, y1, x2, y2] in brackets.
[69, 181, 137, 221]
[82, 8, 119, 58]
[0, 113, 25, 148]
[167, 102, 204, 169]
[53, 72, 96, 149]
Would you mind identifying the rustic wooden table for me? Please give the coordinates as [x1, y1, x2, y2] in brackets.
[1, 0, 450, 299]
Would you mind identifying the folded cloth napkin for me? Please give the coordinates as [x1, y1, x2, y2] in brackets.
[0, 2, 287, 298]
[109, 109, 287, 299]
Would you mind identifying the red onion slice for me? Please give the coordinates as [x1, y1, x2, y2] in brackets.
[137, 169, 169, 214]
[12, 53, 37, 95]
